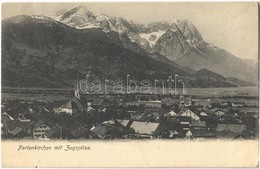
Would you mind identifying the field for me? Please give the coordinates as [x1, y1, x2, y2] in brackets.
[2, 86, 259, 110]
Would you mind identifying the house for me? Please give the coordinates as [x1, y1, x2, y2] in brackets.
[66, 126, 89, 139]
[169, 130, 180, 138]
[1, 112, 15, 132]
[45, 125, 68, 140]
[2, 112, 14, 122]
[59, 87, 95, 115]
[29, 108, 36, 113]
[130, 121, 160, 138]
[199, 111, 208, 117]
[90, 121, 124, 139]
[46, 125, 89, 140]
[18, 117, 31, 123]
[179, 100, 185, 107]
[216, 130, 240, 139]
[184, 100, 193, 107]
[32, 120, 51, 139]
[92, 98, 104, 107]
[237, 130, 255, 140]
[53, 107, 61, 114]
[131, 114, 143, 121]
[9, 127, 28, 139]
[1, 128, 6, 138]
[231, 102, 245, 108]
[154, 122, 183, 138]
[166, 110, 177, 117]
[99, 107, 107, 113]
[198, 111, 209, 121]
[3, 119, 32, 138]
[115, 119, 132, 128]
[9, 127, 29, 139]
[176, 116, 191, 132]
[140, 113, 156, 122]
[191, 120, 206, 128]
[178, 108, 200, 121]
[220, 102, 229, 107]
[60, 97, 83, 115]
[218, 130, 254, 140]
[233, 134, 247, 140]
[179, 97, 193, 107]
[165, 111, 179, 124]
[186, 128, 216, 139]
[216, 124, 246, 134]
[214, 110, 226, 116]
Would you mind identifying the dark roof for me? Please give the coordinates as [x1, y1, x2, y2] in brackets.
[45, 125, 61, 138]
[179, 108, 192, 113]
[61, 97, 87, 112]
[32, 120, 50, 129]
[156, 122, 183, 135]
[217, 130, 240, 139]
[189, 128, 216, 138]
[191, 120, 206, 127]
[115, 119, 132, 128]
[5, 120, 31, 130]
[67, 126, 88, 138]
[214, 109, 228, 113]
[90, 124, 113, 138]
[216, 124, 246, 133]
[62, 101, 77, 109]
[9, 127, 23, 136]
[176, 116, 191, 121]
[2, 113, 14, 122]
[90, 123, 122, 139]
[45, 125, 89, 139]
[84, 97, 94, 102]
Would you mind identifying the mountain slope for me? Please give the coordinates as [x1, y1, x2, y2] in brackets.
[2, 15, 192, 87]
[192, 68, 253, 87]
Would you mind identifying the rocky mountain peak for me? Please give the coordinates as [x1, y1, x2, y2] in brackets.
[58, 5, 95, 20]
[177, 19, 204, 42]
[54, 5, 97, 29]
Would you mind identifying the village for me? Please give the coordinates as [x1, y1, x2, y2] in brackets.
[1, 87, 258, 140]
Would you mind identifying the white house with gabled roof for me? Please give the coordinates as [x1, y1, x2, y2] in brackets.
[178, 108, 200, 121]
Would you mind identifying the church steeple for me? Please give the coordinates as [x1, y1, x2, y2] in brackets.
[75, 87, 81, 100]
[75, 78, 81, 100]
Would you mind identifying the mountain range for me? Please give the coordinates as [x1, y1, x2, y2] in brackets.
[2, 5, 257, 88]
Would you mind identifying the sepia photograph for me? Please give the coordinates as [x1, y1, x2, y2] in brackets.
[1, 2, 259, 167]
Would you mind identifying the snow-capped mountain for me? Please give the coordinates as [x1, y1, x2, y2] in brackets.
[54, 5, 98, 29]
[54, 6, 137, 33]
[48, 5, 257, 83]
[52, 5, 205, 53]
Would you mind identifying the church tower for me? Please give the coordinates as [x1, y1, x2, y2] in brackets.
[75, 88, 81, 100]
[75, 81, 81, 100]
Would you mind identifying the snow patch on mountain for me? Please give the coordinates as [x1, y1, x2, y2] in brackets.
[139, 30, 166, 47]
[32, 15, 48, 20]
[74, 22, 100, 29]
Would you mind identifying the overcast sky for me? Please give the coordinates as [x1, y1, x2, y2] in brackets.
[2, 2, 258, 61]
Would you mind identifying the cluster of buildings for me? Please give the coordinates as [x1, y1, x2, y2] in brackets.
[1, 88, 258, 140]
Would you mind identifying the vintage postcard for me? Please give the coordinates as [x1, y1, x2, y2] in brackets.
[1, 2, 259, 167]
